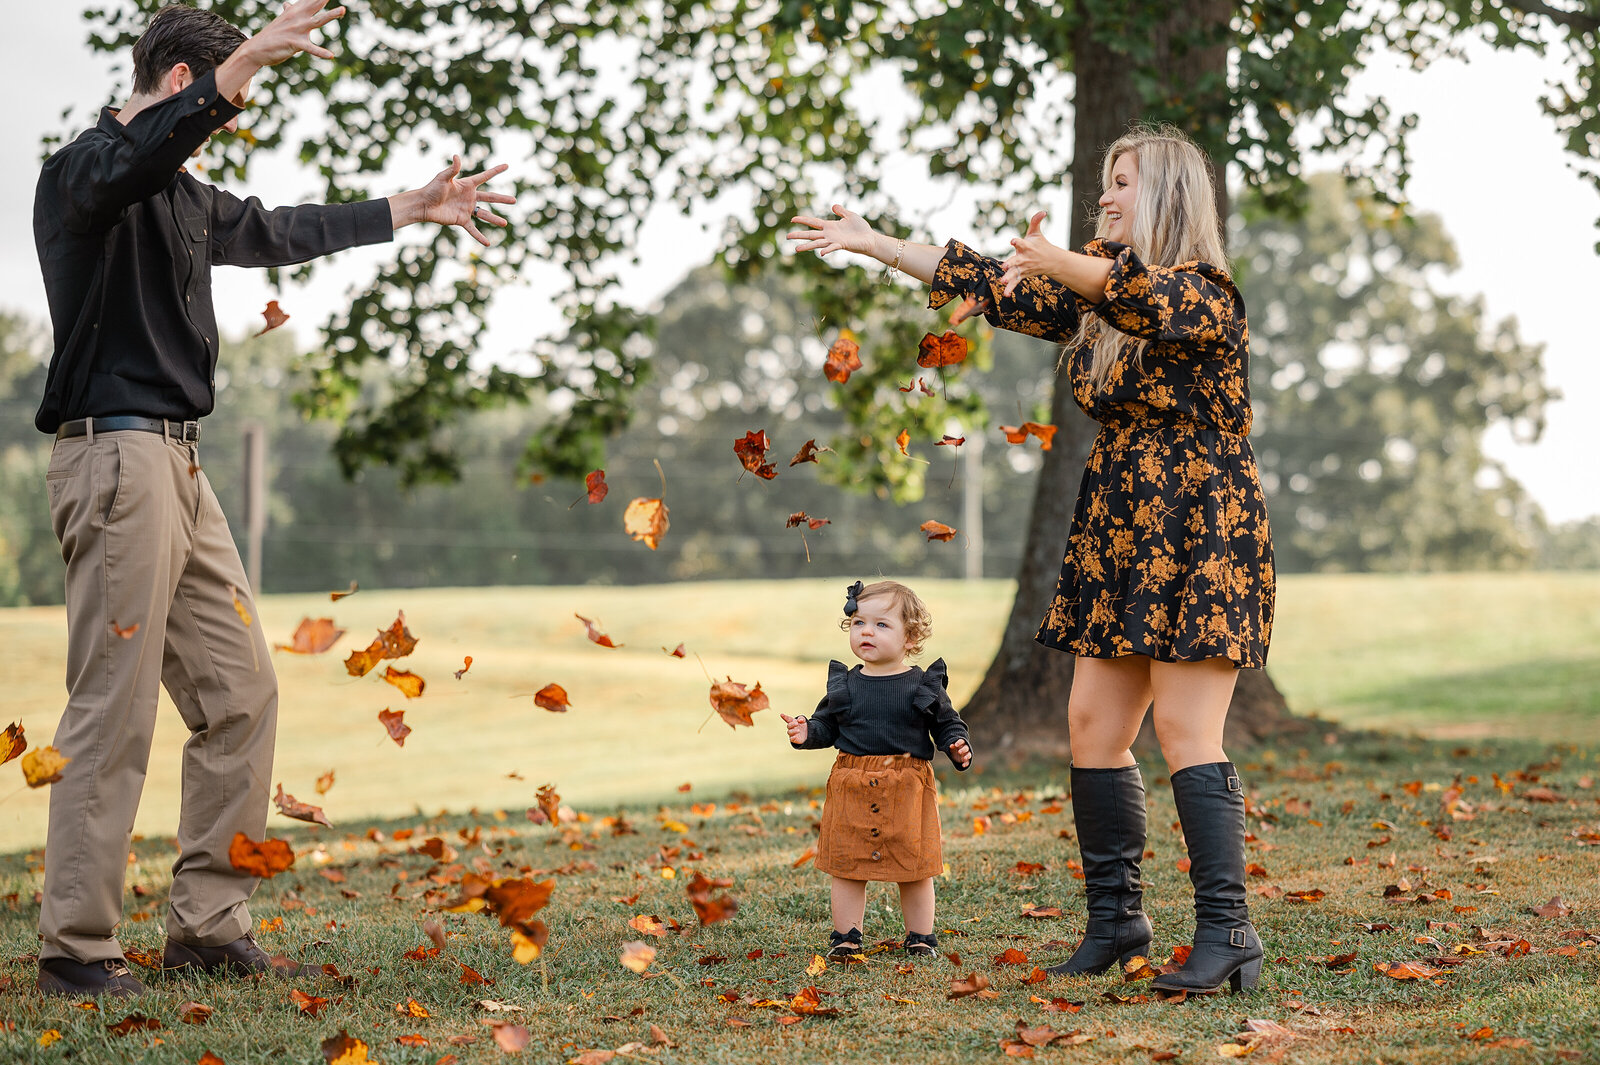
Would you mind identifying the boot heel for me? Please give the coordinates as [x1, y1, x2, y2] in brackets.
[1230, 957, 1262, 992]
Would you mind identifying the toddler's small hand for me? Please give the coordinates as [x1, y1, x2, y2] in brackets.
[780, 713, 809, 745]
[949, 738, 972, 768]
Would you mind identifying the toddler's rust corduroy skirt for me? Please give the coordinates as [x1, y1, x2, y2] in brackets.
[814, 752, 943, 882]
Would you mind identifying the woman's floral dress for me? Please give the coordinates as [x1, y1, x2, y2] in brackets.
[929, 238, 1274, 668]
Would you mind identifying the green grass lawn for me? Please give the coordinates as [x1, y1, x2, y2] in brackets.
[0, 573, 1595, 854]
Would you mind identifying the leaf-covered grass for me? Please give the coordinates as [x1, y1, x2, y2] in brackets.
[0, 573, 1595, 854]
[0, 734, 1595, 1064]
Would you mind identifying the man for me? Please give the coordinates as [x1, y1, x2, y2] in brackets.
[33, 0, 512, 997]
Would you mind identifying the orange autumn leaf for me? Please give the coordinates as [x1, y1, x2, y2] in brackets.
[458, 962, 492, 986]
[111, 620, 141, 639]
[733, 430, 779, 480]
[823, 333, 863, 383]
[999, 421, 1057, 450]
[330, 580, 359, 601]
[685, 872, 739, 926]
[396, 998, 431, 1018]
[274, 617, 345, 655]
[619, 941, 657, 973]
[274, 783, 332, 828]
[786, 512, 831, 530]
[947, 972, 993, 999]
[628, 914, 668, 938]
[21, 746, 69, 787]
[994, 947, 1030, 965]
[536, 783, 561, 825]
[511, 923, 547, 964]
[178, 1001, 213, 1025]
[106, 1014, 162, 1037]
[489, 1023, 532, 1053]
[377, 707, 411, 747]
[485, 877, 555, 930]
[708, 677, 769, 729]
[320, 1031, 373, 1065]
[534, 683, 571, 712]
[895, 428, 911, 456]
[1374, 960, 1444, 980]
[198, 1052, 224, 1065]
[256, 299, 290, 336]
[228, 832, 295, 878]
[292, 988, 333, 1016]
[575, 613, 622, 648]
[0, 722, 26, 765]
[793, 845, 817, 867]
[790, 439, 833, 466]
[664, 643, 687, 658]
[916, 330, 969, 367]
[624, 497, 670, 550]
[948, 293, 991, 326]
[921, 520, 958, 542]
[315, 770, 334, 794]
[935, 435, 966, 447]
[395, 1033, 429, 1047]
[454, 656, 473, 680]
[344, 612, 418, 677]
[382, 666, 426, 699]
[585, 470, 609, 504]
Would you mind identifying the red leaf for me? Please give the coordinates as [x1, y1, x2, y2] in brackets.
[921, 520, 958, 542]
[916, 330, 969, 367]
[734, 430, 779, 479]
[454, 655, 473, 679]
[948, 294, 991, 326]
[534, 683, 571, 713]
[228, 832, 294, 878]
[935, 435, 965, 447]
[378, 707, 411, 747]
[708, 677, 769, 729]
[585, 469, 609, 504]
[576, 613, 622, 648]
[790, 438, 833, 466]
[664, 643, 687, 658]
[1000, 421, 1058, 450]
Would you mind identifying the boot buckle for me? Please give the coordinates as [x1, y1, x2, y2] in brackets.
[1229, 928, 1247, 948]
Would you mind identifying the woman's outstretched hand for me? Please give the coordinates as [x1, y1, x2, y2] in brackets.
[998, 210, 1060, 297]
[780, 713, 809, 745]
[787, 205, 878, 258]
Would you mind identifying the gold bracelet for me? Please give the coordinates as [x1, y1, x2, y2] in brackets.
[883, 237, 907, 283]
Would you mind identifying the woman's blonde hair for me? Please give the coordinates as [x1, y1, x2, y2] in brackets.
[838, 580, 933, 657]
[1071, 124, 1229, 392]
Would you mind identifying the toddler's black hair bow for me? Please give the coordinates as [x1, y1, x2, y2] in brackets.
[843, 580, 864, 616]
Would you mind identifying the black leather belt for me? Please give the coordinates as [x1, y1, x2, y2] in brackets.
[55, 416, 201, 443]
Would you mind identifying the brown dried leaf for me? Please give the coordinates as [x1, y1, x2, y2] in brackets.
[623, 497, 670, 550]
[274, 617, 345, 655]
[377, 707, 411, 747]
[274, 784, 332, 828]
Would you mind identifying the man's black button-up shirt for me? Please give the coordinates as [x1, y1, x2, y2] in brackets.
[33, 70, 393, 433]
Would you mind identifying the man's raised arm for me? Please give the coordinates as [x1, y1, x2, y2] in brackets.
[213, 0, 346, 106]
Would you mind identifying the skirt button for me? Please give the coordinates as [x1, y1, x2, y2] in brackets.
[871, 851, 880, 861]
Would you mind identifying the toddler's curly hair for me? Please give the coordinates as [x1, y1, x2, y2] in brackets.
[839, 580, 933, 656]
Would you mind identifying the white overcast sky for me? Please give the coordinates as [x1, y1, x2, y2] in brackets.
[4, 8, 1596, 525]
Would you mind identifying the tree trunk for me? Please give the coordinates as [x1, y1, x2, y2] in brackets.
[962, 0, 1292, 756]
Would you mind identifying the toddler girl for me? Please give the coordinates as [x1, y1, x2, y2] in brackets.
[782, 580, 973, 957]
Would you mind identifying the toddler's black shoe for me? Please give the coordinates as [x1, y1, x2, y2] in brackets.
[904, 931, 939, 957]
[827, 927, 863, 958]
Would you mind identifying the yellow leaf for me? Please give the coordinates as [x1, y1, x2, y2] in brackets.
[38, 1030, 63, 1047]
[22, 746, 69, 788]
[619, 941, 656, 974]
[511, 928, 543, 964]
[806, 954, 827, 977]
[226, 585, 253, 628]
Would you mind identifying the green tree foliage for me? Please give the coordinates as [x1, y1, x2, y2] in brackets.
[0, 315, 58, 607]
[1238, 174, 1554, 571]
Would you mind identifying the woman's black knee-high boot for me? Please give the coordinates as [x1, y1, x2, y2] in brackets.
[1151, 761, 1264, 994]
[1046, 765, 1154, 976]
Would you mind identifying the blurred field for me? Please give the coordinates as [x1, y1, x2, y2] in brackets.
[0, 572, 1594, 852]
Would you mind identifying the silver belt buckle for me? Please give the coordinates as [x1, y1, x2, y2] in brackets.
[180, 421, 201, 444]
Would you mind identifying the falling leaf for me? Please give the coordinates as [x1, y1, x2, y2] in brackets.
[21, 746, 69, 787]
[378, 708, 411, 747]
[665, 644, 687, 658]
[786, 512, 831, 530]
[585, 470, 609, 504]
[330, 581, 359, 601]
[111, 620, 140, 639]
[382, 666, 426, 699]
[522, 786, 559, 830]
[274, 617, 345, 655]
[624, 497, 670, 549]
[227, 833, 294, 878]
[948, 293, 991, 326]
[896, 429, 911, 456]
[948, 972, 993, 999]
[226, 585, 253, 628]
[708, 677, 769, 729]
[823, 333, 863, 383]
[1000, 421, 1057, 450]
[534, 684, 571, 712]
[0, 723, 26, 765]
[575, 614, 622, 648]
[256, 300, 290, 336]
[274, 784, 332, 828]
[454, 656, 473, 680]
[511, 925, 547, 964]
[793, 845, 816, 868]
[916, 330, 969, 367]
[790, 439, 832, 466]
[921, 520, 958, 542]
[733, 430, 779, 480]
[685, 872, 739, 926]
[344, 613, 418, 677]
[935, 435, 966, 447]
[490, 1024, 531, 1053]
[178, 1001, 213, 1025]
[320, 1031, 373, 1065]
[619, 941, 657, 973]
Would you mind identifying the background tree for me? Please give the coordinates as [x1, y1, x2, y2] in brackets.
[74, 0, 1600, 750]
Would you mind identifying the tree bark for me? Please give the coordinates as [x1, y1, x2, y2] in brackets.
[962, 0, 1292, 757]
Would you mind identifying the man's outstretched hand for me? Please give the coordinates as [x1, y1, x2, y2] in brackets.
[391, 156, 516, 247]
[216, 0, 346, 104]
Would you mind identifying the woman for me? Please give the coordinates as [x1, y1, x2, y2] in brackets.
[787, 125, 1273, 995]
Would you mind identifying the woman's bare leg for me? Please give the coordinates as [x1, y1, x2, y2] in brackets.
[1068, 655, 1153, 767]
[1148, 658, 1239, 772]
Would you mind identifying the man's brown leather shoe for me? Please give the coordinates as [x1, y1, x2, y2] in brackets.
[37, 957, 148, 997]
[162, 933, 317, 978]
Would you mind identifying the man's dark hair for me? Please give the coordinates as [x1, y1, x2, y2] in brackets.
[131, 5, 246, 95]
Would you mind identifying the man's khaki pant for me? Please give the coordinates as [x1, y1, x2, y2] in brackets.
[40, 425, 276, 963]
